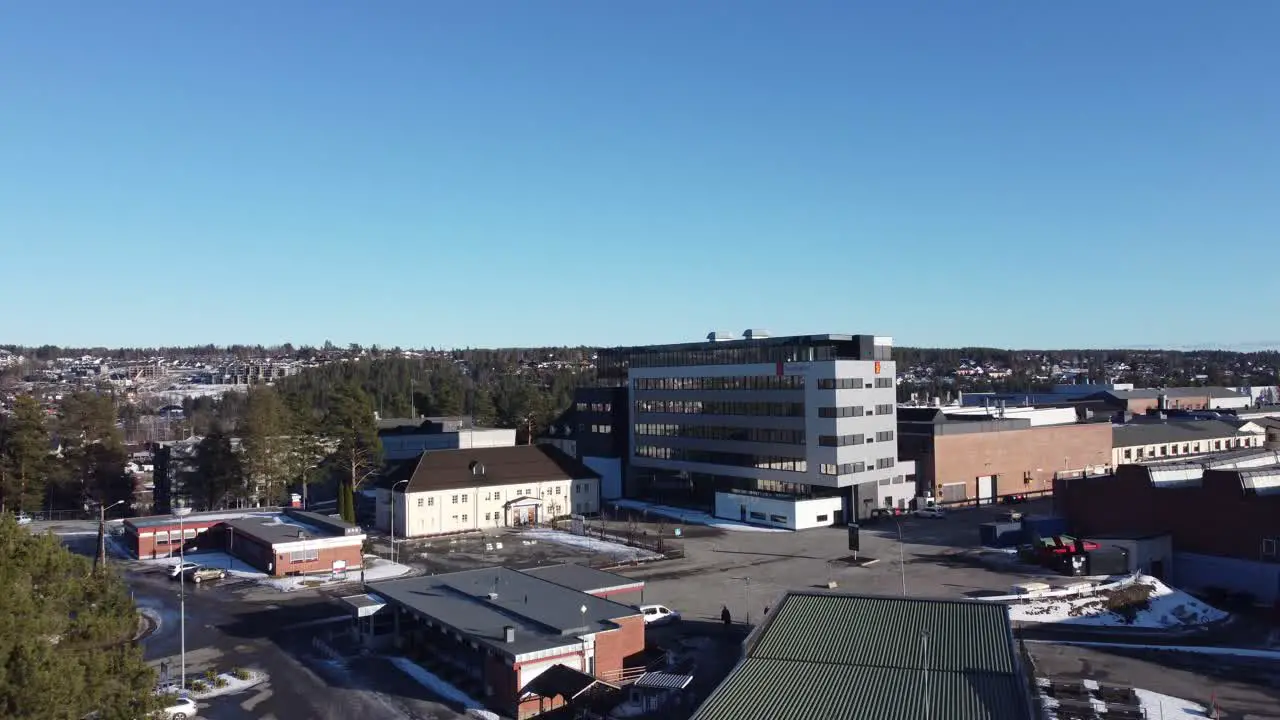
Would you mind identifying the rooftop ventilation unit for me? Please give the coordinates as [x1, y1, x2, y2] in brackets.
[503, 626, 515, 643]
[706, 331, 734, 342]
[742, 329, 770, 340]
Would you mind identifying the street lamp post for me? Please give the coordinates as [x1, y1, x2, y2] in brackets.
[390, 479, 410, 564]
[894, 518, 908, 596]
[93, 499, 126, 573]
[173, 505, 192, 690]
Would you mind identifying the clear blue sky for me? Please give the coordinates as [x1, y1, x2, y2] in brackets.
[2, 2, 1277, 350]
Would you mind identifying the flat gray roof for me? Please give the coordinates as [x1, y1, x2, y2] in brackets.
[224, 517, 331, 544]
[520, 564, 644, 595]
[368, 567, 641, 658]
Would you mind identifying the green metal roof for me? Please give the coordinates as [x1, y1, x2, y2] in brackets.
[689, 593, 1033, 720]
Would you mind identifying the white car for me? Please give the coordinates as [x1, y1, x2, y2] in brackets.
[15, 512, 33, 525]
[639, 605, 680, 625]
[168, 562, 200, 580]
[913, 507, 946, 519]
[156, 694, 198, 719]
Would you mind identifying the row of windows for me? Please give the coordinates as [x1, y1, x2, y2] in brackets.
[575, 402, 613, 413]
[817, 378, 865, 390]
[288, 548, 320, 564]
[635, 400, 805, 417]
[635, 445, 808, 472]
[820, 462, 866, 476]
[875, 377, 894, 388]
[634, 375, 805, 391]
[818, 430, 895, 446]
[816, 404, 894, 418]
[635, 423, 806, 445]
[591, 424, 613, 434]
[1121, 435, 1261, 460]
[819, 434, 865, 447]
[416, 484, 584, 508]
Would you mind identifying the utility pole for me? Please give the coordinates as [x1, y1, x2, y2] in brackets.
[93, 499, 125, 573]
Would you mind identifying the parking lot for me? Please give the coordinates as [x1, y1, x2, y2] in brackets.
[603, 500, 1061, 625]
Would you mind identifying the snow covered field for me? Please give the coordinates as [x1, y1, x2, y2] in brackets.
[520, 528, 661, 561]
[1038, 678, 1210, 720]
[610, 499, 790, 533]
[1009, 575, 1227, 628]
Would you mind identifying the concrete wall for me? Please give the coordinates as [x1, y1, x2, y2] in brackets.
[584, 456, 623, 500]
[927, 423, 1112, 502]
[714, 491, 842, 530]
[1173, 552, 1280, 605]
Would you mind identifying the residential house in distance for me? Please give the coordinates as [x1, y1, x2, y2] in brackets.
[375, 445, 601, 537]
[378, 416, 517, 461]
[592, 331, 908, 527]
[344, 566, 647, 718]
[690, 591, 1036, 720]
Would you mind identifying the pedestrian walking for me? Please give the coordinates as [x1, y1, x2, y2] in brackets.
[721, 605, 732, 627]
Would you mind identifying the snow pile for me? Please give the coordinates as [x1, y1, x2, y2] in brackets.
[388, 657, 500, 720]
[260, 555, 411, 592]
[521, 528, 661, 561]
[1009, 575, 1227, 628]
[142, 552, 268, 578]
[610, 500, 790, 533]
[184, 669, 267, 699]
[1037, 678, 1210, 720]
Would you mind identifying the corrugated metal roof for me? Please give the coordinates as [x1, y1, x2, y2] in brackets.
[691, 658, 1029, 720]
[1147, 465, 1204, 488]
[752, 594, 1014, 674]
[690, 593, 1032, 720]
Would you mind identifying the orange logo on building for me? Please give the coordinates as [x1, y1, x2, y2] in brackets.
[874, 361, 881, 374]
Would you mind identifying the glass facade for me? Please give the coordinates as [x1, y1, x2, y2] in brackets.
[818, 434, 865, 447]
[636, 423, 805, 445]
[595, 334, 890, 387]
[634, 375, 804, 391]
[635, 445, 807, 472]
[635, 400, 805, 417]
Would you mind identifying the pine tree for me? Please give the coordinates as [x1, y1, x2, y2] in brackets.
[0, 394, 51, 514]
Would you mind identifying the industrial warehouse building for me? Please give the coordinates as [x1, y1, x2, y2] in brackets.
[344, 566, 648, 718]
[1056, 448, 1280, 604]
[898, 407, 1112, 504]
[121, 508, 366, 577]
[690, 592, 1036, 720]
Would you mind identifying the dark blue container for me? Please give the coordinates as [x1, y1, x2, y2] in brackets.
[979, 522, 1026, 547]
[1021, 514, 1068, 539]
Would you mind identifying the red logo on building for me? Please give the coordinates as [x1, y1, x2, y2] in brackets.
[874, 361, 881, 375]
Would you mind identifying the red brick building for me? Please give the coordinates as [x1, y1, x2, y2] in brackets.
[350, 566, 648, 718]
[1055, 449, 1280, 603]
[122, 508, 366, 577]
[899, 408, 1112, 504]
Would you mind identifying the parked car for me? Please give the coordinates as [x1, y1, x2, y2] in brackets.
[186, 566, 226, 584]
[15, 512, 32, 525]
[913, 507, 946, 519]
[996, 510, 1023, 523]
[638, 604, 680, 625]
[155, 693, 198, 719]
[168, 562, 200, 580]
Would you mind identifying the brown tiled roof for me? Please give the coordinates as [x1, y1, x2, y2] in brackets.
[392, 445, 599, 493]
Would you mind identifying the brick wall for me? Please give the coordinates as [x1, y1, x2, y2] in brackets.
[591, 614, 646, 679]
[271, 542, 363, 577]
[1057, 466, 1280, 561]
[127, 519, 223, 559]
[930, 423, 1112, 501]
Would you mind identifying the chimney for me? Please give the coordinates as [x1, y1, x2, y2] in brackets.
[503, 626, 515, 643]
[297, 530, 305, 539]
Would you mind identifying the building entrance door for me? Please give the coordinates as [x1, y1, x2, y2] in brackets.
[978, 475, 996, 505]
[525, 507, 537, 524]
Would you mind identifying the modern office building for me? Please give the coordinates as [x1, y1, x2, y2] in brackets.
[594, 331, 907, 526]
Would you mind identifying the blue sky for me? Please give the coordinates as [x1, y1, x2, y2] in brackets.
[2, 2, 1277, 350]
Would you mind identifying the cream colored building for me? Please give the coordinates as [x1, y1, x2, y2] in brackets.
[376, 445, 601, 538]
[1112, 419, 1266, 466]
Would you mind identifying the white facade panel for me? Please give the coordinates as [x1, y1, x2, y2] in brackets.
[389, 477, 601, 538]
[713, 492, 842, 530]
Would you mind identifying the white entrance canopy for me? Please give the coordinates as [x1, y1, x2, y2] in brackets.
[340, 593, 387, 618]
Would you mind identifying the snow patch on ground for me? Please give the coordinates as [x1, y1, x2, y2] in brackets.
[1009, 575, 1227, 628]
[259, 555, 412, 592]
[1037, 678, 1209, 720]
[139, 551, 269, 578]
[610, 500, 790, 533]
[387, 657, 500, 720]
[185, 670, 267, 699]
[520, 528, 661, 561]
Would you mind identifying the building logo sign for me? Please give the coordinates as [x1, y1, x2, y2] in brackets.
[874, 362, 882, 375]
